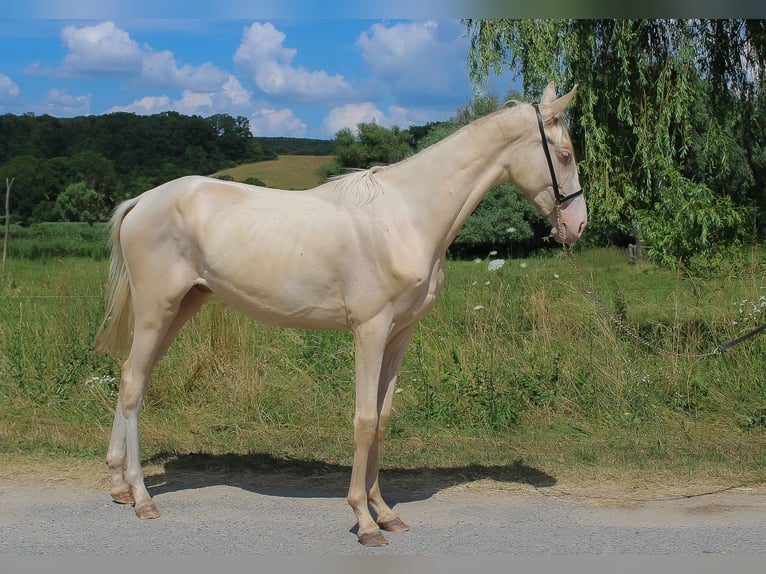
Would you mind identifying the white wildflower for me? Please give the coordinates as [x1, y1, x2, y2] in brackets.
[86, 374, 119, 396]
[487, 259, 505, 272]
[86, 374, 117, 387]
[473, 305, 485, 310]
[519, 262, 528, 269]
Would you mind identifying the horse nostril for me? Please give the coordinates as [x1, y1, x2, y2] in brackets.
[578, 220, 587, 236]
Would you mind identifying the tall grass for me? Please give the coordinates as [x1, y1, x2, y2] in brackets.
[1, 248, 764, 482]
[5, 223, 110, 259]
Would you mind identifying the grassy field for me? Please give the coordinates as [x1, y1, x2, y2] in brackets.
[1, 247, 764, 489]
[212, 155, 336, 190]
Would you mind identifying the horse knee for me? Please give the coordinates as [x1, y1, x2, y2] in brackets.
[376, 414, 391, 438]
[353, 414, 378, 444]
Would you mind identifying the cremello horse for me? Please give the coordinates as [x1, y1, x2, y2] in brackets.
[95, 82, 587, 547]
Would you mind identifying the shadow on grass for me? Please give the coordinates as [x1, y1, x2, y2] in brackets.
[142, 451, 556, 504]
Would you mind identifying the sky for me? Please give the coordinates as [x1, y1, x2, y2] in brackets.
[3, 2, 754, 140]
[0, 12, 520, 139]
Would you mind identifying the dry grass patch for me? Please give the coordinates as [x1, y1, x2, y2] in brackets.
[213, 155, 335, 190]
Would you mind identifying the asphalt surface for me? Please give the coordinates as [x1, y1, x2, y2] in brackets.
[1, 471, 765, 557]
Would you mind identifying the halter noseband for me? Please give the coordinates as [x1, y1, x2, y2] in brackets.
[532, 102, 583, 205]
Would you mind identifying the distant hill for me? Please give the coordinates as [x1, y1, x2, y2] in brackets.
[256, 137, 336, 156]
[213, 155, 335, 190]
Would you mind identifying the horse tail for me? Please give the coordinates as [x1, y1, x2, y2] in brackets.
[94, 197, 139, 357]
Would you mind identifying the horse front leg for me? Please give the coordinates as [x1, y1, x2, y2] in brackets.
[365, 326, 414, 534]
[348, 316, 392, 547]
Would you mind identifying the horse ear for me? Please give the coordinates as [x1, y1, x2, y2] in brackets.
[540, 81, 557, 104]
[540, 84, 578, 124]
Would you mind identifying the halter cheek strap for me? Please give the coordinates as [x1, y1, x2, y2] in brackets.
[532, 102, 583, 205]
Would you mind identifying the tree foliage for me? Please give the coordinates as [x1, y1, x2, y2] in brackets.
[0, 112, 334, 224]
[464, 19, 766, 269]
[55, 182, 101, 225]
[334, 123, 414, 170]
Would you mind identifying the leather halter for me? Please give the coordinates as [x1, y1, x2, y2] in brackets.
[532, 102, 583, 205]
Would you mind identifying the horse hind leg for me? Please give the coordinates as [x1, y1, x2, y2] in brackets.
[107, 285, 209, 517]
[106, 395, 133, 505]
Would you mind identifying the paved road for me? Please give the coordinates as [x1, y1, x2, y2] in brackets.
[1, 467, 765, 557]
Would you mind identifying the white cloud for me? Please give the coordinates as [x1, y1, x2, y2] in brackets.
[323, 102, 445, 136]
[107, 76, 253, 119]
[173, 90, 216, 116]
[250, 108, 307, 137]
[57, 21, 230, 94]
[107, 95, 171, 115]
[221, 75, 252, 107]
[385, 104, 442, 128]
[358, 21, 441, 72]
[23, 60, 53, 77]
[356, 20, 467, 102]
[234, 22, 351, 101]
[323, 102, 385, 135]
[0, 73, 20, 103]
[141, 50, 229, 91]
[60, 21, 143, 76]
[44, 88, 91, 116]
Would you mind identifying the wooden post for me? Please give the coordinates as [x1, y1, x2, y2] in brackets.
[2, 178, 12, 280]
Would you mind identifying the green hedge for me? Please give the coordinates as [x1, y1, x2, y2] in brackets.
[4, 222, 110, 259]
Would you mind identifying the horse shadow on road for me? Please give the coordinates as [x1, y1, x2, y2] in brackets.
[141, 452, 556, 505]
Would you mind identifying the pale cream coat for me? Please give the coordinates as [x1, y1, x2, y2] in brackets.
[95, 82, 587, 547]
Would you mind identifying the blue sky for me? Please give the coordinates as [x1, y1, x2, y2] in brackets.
[0, 11, 520, 139]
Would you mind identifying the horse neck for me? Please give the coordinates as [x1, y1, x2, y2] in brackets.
[379, 107, 526, 254]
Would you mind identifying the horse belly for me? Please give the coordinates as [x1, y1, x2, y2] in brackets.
[205, 269, 349, 330]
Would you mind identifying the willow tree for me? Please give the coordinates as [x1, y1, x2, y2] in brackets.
[464, 19, 766, 269]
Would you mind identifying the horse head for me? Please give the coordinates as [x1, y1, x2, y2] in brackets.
[510, 81, 587, 244]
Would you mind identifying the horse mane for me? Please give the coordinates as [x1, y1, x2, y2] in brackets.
[325, 166, 385, 206]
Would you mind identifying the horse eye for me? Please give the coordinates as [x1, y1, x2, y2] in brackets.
[558, 150, 572, 163]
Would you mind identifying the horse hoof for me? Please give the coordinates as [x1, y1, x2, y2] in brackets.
[134, 501, 160, 519]
[378, 517, 410, 532]
[358, 530, 389, 547]
[111, 490, 135, 505]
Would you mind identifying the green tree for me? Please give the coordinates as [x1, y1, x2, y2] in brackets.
[0, 155, 68, 223]
[209, 114, 256, 162]
[451, 183, 541, 257]
[68, 150, 119, 219]
[335, 123, 413, 169]
[464, 19, 764, 269]
[54, 182, 101, 224]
